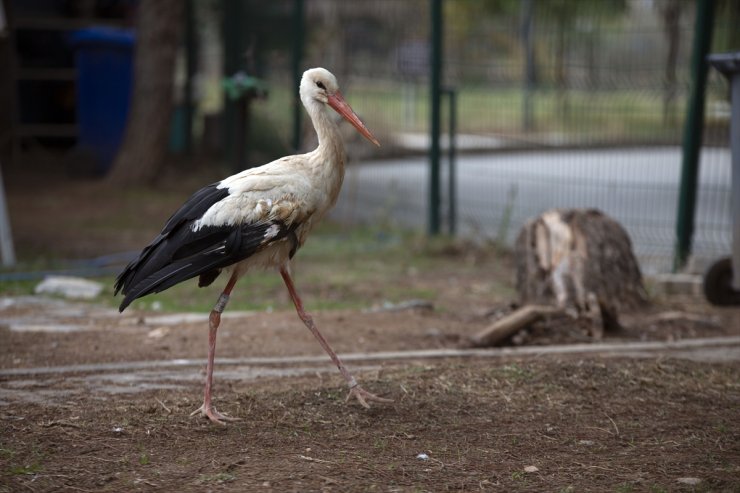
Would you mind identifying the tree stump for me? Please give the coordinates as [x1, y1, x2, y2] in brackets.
[470, 209, 648, 347]
[516, 208, 647, 333]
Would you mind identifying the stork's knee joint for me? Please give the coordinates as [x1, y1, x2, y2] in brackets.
[213, 293, 230, 314]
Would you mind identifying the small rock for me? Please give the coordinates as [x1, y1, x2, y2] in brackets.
[524, 465, 539, 473]
[424, 327, 442, 337]
[366, 299, 434, 313]
[578, 440, 594, 446]
[35, 276, 103, 300]
[147, 327, 170, 339]
[416, 453, 430, 461]
[677, 477, 701, 486]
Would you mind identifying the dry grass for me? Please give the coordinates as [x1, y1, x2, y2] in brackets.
[1, 358, 738, 492]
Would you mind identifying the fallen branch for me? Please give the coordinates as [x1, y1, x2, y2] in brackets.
[468, 304, 565, 347]
[155, 397, 171, 414]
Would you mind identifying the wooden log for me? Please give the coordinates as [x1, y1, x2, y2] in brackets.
[469, 305, 565, 347]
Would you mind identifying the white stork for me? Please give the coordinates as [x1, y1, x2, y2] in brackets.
[115, 67, 390, 424]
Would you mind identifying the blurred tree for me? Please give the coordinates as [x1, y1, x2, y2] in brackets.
[107, 1, 183, 186]
[656, 0, 683, 125]
[715, 0, 740, 50]
[537, 0, 627, 118]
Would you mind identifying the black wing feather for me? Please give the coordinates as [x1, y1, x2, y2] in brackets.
[114, 183, 228, 293]
[114, 183, 297, 312]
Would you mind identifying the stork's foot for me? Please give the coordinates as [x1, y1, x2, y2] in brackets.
[190, 403, 240, 425]
[345, 385, 393, 409]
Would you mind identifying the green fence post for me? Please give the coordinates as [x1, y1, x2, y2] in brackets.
[674, 0, 716, 271]
[429, 0, 443, 236]
[447, 89, 457, 236]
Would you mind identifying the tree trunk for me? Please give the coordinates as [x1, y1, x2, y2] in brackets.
[659, 0, 682, 125]
[515, 208, 648, 332]
[106, 1, 183, 186]
[554, 14, 569, 121]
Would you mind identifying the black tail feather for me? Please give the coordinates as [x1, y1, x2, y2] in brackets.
[115, 219, 299, 312]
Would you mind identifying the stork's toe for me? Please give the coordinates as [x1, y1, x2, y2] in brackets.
[190, 403, 240, 425]
[346, 385, 393, 408]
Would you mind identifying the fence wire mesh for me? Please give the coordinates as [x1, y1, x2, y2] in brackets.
[247, 0, 738, 274]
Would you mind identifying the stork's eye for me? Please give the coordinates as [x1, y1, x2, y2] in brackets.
[316, 81, 326, 90]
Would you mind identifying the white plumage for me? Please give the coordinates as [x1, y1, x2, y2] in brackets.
[115, 67, 389, 424]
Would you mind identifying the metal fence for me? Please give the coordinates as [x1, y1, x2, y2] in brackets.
[242, 0, 738, 274]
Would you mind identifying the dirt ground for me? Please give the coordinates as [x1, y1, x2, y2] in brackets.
[2, 169, 740, 492]
[1, 353, 739, 492]
[2, 276, 739, 492]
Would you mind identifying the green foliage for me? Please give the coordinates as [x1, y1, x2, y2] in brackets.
[536, 0, 628, 23]
[8, 463, 42, 475]
[615, 482, 635, 493]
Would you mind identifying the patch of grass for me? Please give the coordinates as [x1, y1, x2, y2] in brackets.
[511, 470, 525, 481]
[615, 482, 635, 493]
[1, 223, 503, 314]
[497, 364, 536, 382]
[261, 80, 685, 144]
[0, 279, 44, 296]
[8, 463, 42, 475]
[138, 453, 150, 466]
[373, 437, 389, 451]
[648, 485, 668, 493]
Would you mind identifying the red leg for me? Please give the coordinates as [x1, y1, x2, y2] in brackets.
[191, 273, 240, 424]
[280, 266, 392, 408]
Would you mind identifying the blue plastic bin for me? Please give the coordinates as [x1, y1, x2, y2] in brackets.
[71, 28, 135, 175]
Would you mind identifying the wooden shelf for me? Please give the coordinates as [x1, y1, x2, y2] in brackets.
[8, 10, 132, 166]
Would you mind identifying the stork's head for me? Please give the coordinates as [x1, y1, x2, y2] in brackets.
[300, 67, 380, 147]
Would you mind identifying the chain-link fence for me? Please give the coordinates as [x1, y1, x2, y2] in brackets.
[243, 0, 738, 274]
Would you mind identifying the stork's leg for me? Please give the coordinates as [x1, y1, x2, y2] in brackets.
[280, 266, 392, 408]
[190, 273, 240, 424]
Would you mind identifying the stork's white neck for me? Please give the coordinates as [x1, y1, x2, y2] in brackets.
[301, 98, 346, 214]
[305, 99, 346, 165]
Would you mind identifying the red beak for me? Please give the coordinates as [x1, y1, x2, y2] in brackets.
[327, 91, 381, 147]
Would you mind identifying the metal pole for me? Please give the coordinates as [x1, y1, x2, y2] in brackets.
[447, 89, 457, 236]
[429, 0, 443, 236]
[708, 53, 740, 291]
[0, 161, 16, 267]
[731, 70, 740, 290]
[291, 0, 305, 152]
[674, 0, 716, 271]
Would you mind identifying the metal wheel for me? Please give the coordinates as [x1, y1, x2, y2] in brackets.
[703, 257, 740, 306]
